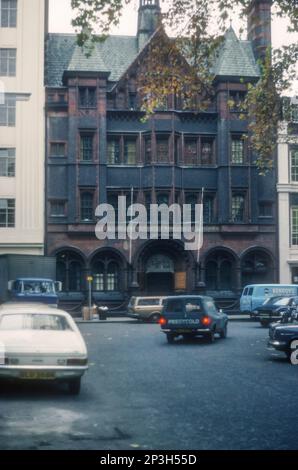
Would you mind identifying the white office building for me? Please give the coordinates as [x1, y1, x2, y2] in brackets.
[277, 98, 298, 283]
[0, 0, 48, 255]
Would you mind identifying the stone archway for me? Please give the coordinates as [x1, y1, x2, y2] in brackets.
[145, 253, 175, 294]
[135, 240, 193, 295]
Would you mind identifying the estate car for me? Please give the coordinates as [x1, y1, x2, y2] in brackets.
[159, 295, 228, 344]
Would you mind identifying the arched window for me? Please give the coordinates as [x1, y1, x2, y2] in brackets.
[241, 251, 273, 286]
[205, 251, 236, 291]
[206, 261, 217, 290]
[220, 260, 232, 290]
[107, 262, 119, 291]
[69, 261, 82, 291]
[56, 251, 84, 292]
[91, 255, 121, 292]
[92, 262, 105, 291]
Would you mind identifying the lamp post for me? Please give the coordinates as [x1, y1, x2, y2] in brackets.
[87, 275, 93, 316]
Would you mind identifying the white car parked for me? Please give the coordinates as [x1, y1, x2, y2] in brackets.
[0, 303, 88, 394]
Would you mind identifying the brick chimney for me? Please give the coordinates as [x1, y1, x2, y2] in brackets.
[247, 0, 272, 62]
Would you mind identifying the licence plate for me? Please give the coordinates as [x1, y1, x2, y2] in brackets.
[176, 329, 196, 333]
[19, 371, 56, 380]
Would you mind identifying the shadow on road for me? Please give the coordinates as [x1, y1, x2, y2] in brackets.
[0, 381, 75, 399]
[161, 336, 233, 347]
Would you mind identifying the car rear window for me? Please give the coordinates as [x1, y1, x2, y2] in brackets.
[243, 288, 248, 296]
[138, 299, 160, 306]
[165, 299, 184, 313]
[0, 314, 72, 331]
[185, 299, 203, 314]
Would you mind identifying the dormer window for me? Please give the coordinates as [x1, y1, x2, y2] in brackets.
[78, 87, 96, 108]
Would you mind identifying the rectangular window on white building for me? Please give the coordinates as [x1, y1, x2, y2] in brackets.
[0, 94, 16, 126]
[291, 148, 298, 182]
[0, 0, 17, 28]
[0, 48, 16, 76]
[0, 198, 15, 227]
[0, 148, 15, 177]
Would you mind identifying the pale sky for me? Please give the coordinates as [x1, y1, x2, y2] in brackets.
[49, 0, 298, 94]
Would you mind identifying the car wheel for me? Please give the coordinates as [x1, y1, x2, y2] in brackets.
[68, 378, 81, 395]
[150, 313, 160, 323]
[166, 333, 175, 344]
[220, 324, 228, 339]
[260, 320, 270, 327]
[206, 330, 215, 343]
[287, 341, 298, 363]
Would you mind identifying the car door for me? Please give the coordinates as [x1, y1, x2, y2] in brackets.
[164, 298, 185, 329]
[184, 298, 204, 327]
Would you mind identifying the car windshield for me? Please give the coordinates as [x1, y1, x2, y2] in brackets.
[272, 298, 291, 306]
[263, 296, 286, 306]
[0, 314, 72, 331]
[19, 281, 54, 294]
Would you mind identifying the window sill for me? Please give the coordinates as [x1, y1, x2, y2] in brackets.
[107, 163, 139, 167]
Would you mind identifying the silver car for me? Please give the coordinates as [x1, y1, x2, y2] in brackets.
[0, 304, 88, 394]
[127, 296, 166, 322]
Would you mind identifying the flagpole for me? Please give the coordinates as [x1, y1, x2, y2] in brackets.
[129, 186, 134, 265]
[197, 187, 204, 264]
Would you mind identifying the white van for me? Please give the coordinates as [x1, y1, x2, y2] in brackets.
[240, 284, 298, 316]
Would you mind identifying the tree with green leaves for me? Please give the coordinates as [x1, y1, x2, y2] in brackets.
[71, 0, 298, 172]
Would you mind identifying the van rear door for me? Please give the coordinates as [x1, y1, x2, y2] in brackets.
[163, 298, 185, 330]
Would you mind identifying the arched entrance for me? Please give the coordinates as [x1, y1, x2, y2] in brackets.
[135, 240, 193, 295]
[145, 254, 175, 294]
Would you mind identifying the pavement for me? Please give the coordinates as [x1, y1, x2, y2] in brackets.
[75, 314, 251, 324]
[0, 321, 297, 450]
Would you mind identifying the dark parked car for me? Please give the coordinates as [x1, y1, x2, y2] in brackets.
[268, 313, 298, 361]
[254, 296, 298, 327]
[159, 295, 228, 344]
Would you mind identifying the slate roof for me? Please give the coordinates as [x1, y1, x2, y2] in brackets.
[212, 27, 260, 78]
[45, 27, 260, 88]
[46, 34, 138, 86]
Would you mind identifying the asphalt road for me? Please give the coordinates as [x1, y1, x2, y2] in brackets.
[0, 321, 297, 451]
